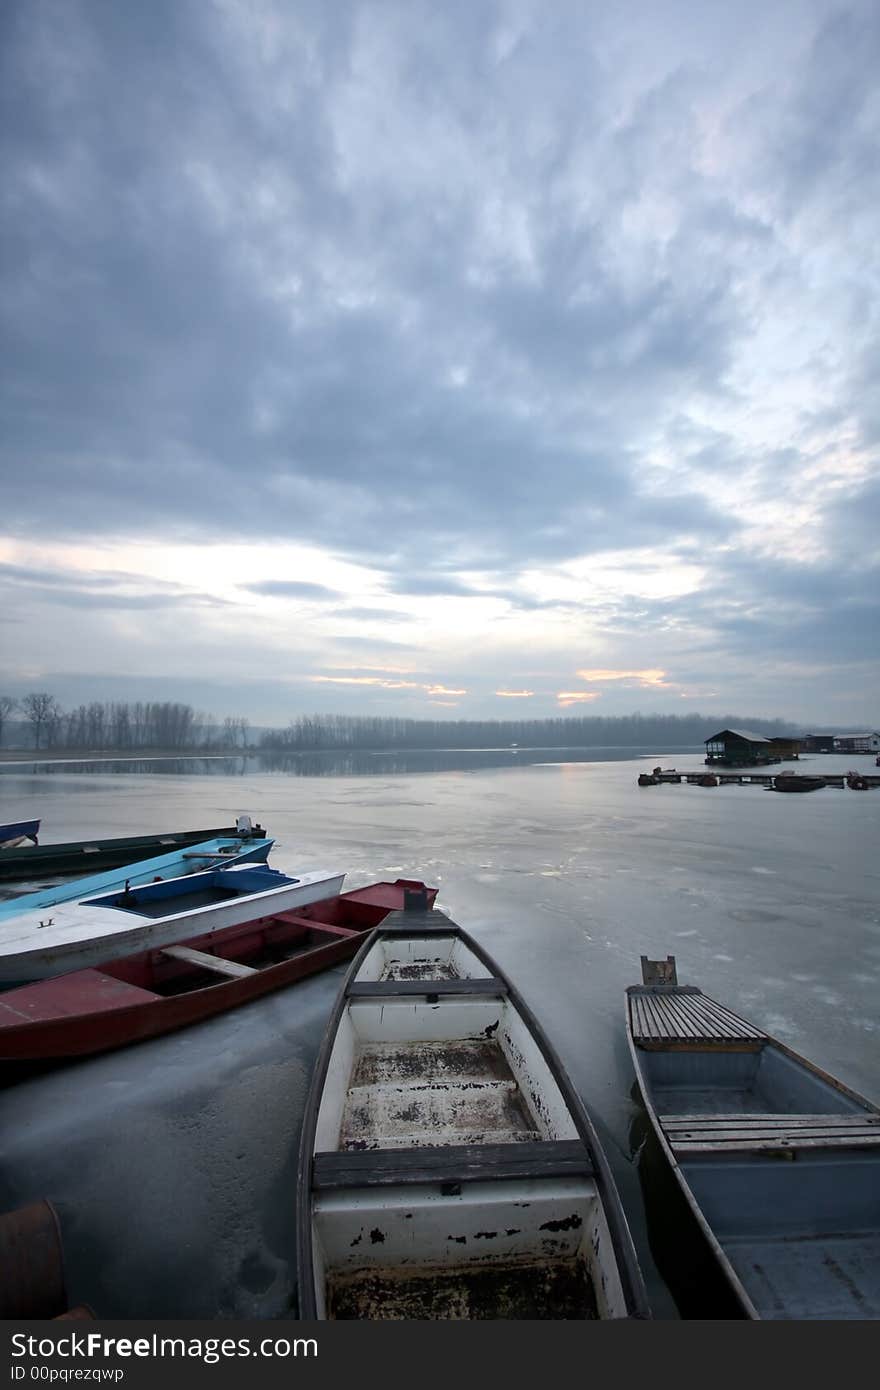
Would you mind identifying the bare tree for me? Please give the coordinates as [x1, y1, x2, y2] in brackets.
[20, 691, 61, 750]
[0, 695, 17, 748]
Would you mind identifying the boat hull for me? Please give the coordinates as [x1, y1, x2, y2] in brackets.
[0, 866, 346, 983]
[0, 823, 266, 881]
[0, 836, 274, 921]
[626, 976, 880, 1319]
[773, 776, 825, 793]
[0, 882, 437, 1063]
[0, 820, 41, 850]
[298, 908, 649, 1320]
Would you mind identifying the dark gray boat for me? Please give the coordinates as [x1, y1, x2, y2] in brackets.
[626, 956, 880, 1319]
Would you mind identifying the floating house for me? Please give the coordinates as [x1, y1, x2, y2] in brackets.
[766, 736, 801, 760]
[832, 732, 880, 753]
[704, 729, 781, 767]
[801, 733, 836, 753]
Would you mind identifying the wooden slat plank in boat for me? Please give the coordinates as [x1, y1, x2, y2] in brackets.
[660, 992, 748, 1040]
[673, 1132, 880, 1153]
[312, 1138, 594, 1189]
[666, 1112, 880, 1152]
[346, 978, 508, 998]
[664, 1114, 880, 1129]
[670, 1125, 880, 1140]
[159, 945, 258, 978]
[628, 987, 766, 1044]
[632, 992, 669, 1039]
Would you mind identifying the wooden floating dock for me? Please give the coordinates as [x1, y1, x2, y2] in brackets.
[639, 771, 880, 789]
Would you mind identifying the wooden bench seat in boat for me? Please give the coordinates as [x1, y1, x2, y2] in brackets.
[159, 945, 258, 979]
[312, 1138, 595, 1189]
[664, 1113, 880, 1154]
[346, 978, 507, 999]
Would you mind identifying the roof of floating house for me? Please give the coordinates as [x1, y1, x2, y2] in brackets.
[705, 728, 773, 745]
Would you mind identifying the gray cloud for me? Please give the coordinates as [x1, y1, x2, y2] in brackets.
[335, 607, 412, 622]
[1, 0, 877, 721]
[243, 581, 342, 600]
[1, 0, 750, 570]
[0, 561, 229, 609]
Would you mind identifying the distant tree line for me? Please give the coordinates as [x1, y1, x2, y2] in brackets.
[0, 696, 810, 755]
[258, 711, 802, 751]
[0, 694, 249, 752]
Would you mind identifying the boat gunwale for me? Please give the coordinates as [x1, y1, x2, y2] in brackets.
[296, 909, 650, 1320]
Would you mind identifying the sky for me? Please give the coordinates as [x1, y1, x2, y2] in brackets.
[2, 0, 878, 729]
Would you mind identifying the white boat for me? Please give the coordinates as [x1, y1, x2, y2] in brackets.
[627, 955, 880, 1319]
[0, 863, 345, 984]
[297, 900, 649, 1320]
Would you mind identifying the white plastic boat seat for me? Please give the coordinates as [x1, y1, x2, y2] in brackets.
[665, 1112, 880, 1154]
[346, 978, 508, 999]
[159, 945, 258, 978]
[312, 1138, 595, 1190]
[628, 987, 767, 1044]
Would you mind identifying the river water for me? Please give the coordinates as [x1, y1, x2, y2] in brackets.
[0, 748, 878, 1319]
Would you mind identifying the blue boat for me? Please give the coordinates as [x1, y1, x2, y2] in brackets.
[627, 955, 880, 1319]
[0, 833, 274, 922]
[0, 820, 40, 850]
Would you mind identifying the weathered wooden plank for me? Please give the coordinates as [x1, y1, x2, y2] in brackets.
[312, 1138, 594, 1189]
[159, 945, 258, 978]
[346, 978, 507, 998]
[673, 1133, 880, 1153]
[664, 1114, 880, 1129]
[669, 1125, 879, 1141]
[628, 988, 766, 1043]
[665, 1110, 880, 1151]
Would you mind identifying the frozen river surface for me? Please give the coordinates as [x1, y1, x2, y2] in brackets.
[0, 750, 878, 1319]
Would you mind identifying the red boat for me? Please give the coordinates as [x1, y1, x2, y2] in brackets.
[0, 879, 437, 1064]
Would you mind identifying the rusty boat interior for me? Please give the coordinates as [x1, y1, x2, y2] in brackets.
[298, 911, 647, 1320]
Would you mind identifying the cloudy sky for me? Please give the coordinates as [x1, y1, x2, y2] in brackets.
[2, 0, 878, 727]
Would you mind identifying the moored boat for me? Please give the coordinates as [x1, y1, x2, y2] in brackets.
[0, 830, 274, 921]
[626, 956, 880, 1319]
[0, 880, 437, 1065]
[772, 773, 825, 793]
[0, 818, 267, 882]
[298, 900, 649, 1320]
[0, 862, 345, 984]
[0, 819, 40, 850]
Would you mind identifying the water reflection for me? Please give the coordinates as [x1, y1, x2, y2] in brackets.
[3, 757, 252, 777]
[2, 745, 700, 778]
